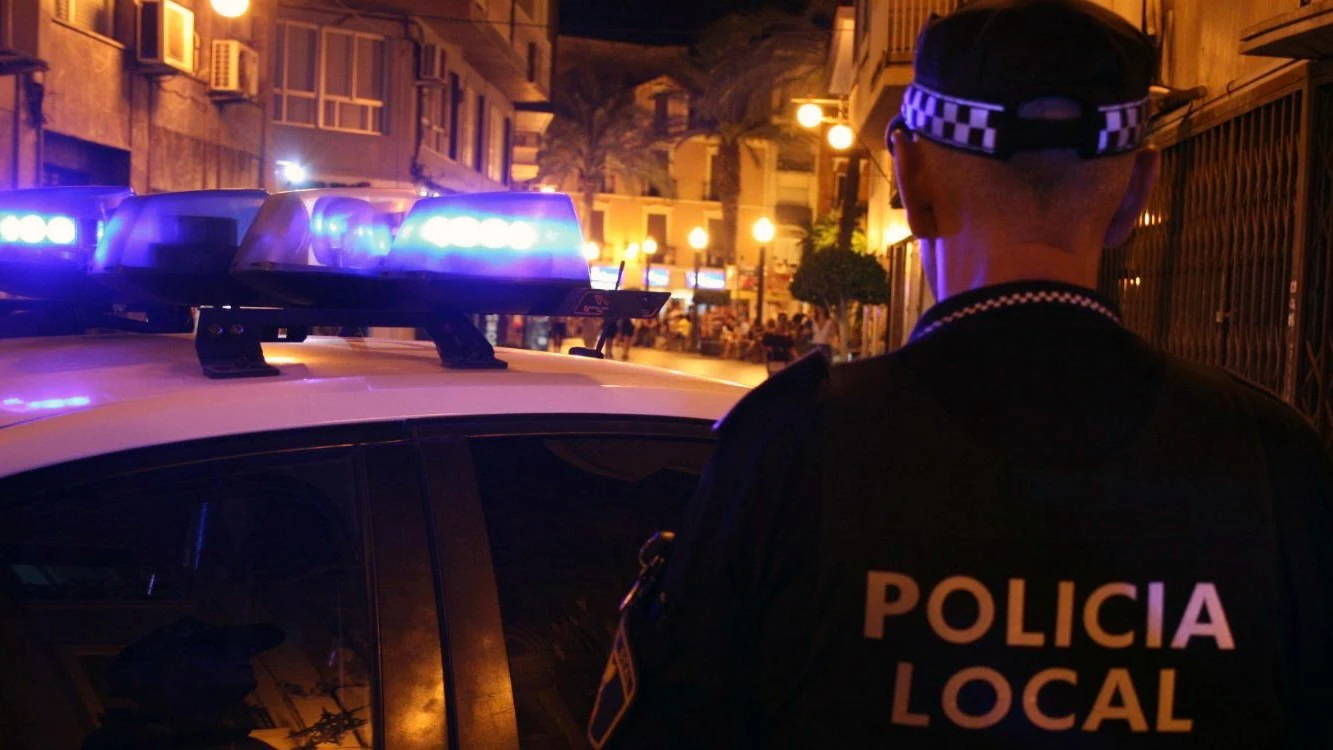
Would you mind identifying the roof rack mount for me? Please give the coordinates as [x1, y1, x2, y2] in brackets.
[195, 306, 507, 379]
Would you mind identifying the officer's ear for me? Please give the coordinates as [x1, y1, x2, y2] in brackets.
[1104, 146, 1160, 247]
[891, 130, 939, 239]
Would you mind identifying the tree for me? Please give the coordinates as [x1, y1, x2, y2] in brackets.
[688, 11, 825, 266]
[801, 209, 866, 259]
[790, 248, 888, 360]
[537, 67, 675, 235]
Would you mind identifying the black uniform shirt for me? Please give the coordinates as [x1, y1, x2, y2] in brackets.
[608, 281, 1333, 749]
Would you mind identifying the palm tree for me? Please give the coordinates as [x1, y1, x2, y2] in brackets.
[687, 11, 825, 265]
[537, 67, 675, 236]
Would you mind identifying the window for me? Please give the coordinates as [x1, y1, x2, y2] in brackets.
[474, 94, 487, 172]
[487, 108, 506, 183]
[590, 210, 606, 243]
[273, 23, 386, 134]
[502, 117, 513, 186]
[449, 73, 463, 160]
[707, 152, 722, 201]
[470, 434, 714, 748]
[0, 447, 379, 749]
[526, 42, 538, 83]
[653, 93, 671, 136]
[273, 23, 319, 127]
[54, 0, 113, 37]
[707, 216, 725, 266]
[321, 29, 386, 134]
[644, 149, 670, 197]
[424, 86, 451, 156]
[646, 212, 668, 260]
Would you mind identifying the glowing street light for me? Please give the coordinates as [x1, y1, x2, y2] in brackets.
[538, 184, 557, 193]
[211, 0, 250, 18]
[827, 123, 855, 151]
[688, 226, 708, 251]
[582, 241, 600, 261]
[643, 237, 659, 257]
[752, 217, 775, 243]
[278, 160, 307, 185]
[624, 242, 640, 260]
[796, 103, 824, 129]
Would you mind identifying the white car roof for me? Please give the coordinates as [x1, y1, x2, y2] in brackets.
[0, 334, 747, 478]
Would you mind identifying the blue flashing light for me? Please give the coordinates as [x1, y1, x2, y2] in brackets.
[388, 192, 589, 283]
[0, 186, 132, 300]
[234, 188, 420, 274]
[93, 190, 267, 272]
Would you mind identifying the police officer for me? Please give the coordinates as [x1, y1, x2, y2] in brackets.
[588, 0, 1333, 747]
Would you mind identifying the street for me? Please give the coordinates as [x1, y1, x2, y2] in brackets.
[559, 345, 768, 388]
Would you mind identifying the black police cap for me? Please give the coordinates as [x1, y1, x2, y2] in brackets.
[889, 0, 1157, 160]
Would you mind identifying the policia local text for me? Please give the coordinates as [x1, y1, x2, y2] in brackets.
[864, 572, 1234, 733]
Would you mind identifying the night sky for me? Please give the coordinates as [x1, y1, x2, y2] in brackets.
[558, 0, 814, 44]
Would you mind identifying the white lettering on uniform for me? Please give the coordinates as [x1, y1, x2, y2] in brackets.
[942, 667, 1011, 730]
[864, 572, 920, 640]
[1083, 668, 1148, 732]
[1171, 583, 1235, 650]
[1083, 583, 1137, 648]
[1022, 668, 1077, 730]
[927, 576, 994, 645]
[1007, 579, 1045, 647]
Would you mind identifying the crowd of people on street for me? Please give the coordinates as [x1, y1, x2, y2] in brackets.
[544, 304, 842, 367]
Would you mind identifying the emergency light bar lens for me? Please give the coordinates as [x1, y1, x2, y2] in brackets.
[388, 192, 589, 283]
[0, 213, 80, 246]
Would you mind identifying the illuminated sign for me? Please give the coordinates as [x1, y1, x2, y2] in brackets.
[590, 264, 621, 290]
[687, 269, 727, 290]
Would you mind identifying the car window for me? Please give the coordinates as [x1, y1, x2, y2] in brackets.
[469, 434, 714, 749]
[0, 448, 377, 750]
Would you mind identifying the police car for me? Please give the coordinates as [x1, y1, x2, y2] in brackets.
[0, 186, 745, 749]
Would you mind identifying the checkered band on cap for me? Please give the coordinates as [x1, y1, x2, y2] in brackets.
[900, 83, 1150, 158]
[901, 83, 1004, 156]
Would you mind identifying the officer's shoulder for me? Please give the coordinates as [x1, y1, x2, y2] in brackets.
[713, 350, 830, 435]
[1170, 354, 1320, 438]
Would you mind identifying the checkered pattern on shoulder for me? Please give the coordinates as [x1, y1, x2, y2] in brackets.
[900, 83, 1150, 158]
[901, 83, 1004, 156]
[910, 289, 1121, 342]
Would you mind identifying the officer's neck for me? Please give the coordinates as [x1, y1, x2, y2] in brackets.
[922, 236, 1101, 301]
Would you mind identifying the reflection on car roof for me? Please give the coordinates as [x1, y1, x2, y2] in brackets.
[0, 334, 745, 477]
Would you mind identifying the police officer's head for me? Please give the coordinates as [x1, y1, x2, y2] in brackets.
[887, 0, 1160, 299]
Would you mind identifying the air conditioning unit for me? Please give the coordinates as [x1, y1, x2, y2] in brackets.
[137, 0, 194, 75]
[0, 0, 43, 71]
[209, 39, 258, 101]
[418, 42, 445, 84]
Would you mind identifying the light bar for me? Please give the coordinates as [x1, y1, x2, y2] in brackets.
[0, 186, 132, 300]
[388, 192, 587, 282]
[91, 189, 267, 305]
[379, 192, 591, 313]
[231, 188, 421, 307]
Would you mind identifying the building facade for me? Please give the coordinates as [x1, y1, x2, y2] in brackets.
[0, 0, 550, 195]
[554, 36, 822, 321]
[837, 0, 1333, 445]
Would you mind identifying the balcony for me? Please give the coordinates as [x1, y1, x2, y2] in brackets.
[849, 1, 958, 140]
[1241, 0, 1333, 59]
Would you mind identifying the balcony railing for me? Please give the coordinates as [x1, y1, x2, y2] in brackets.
[888, 0, 959, 63]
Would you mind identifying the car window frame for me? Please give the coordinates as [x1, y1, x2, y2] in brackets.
[413, 414, 717, 749]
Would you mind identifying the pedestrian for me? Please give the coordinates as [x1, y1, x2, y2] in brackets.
[549, 316, 567, 353]
[811, 306, 837, 359]
[618, 317, 635, 361]
[588, 1, 1333, 747]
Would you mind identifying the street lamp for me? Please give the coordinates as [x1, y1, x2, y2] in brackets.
[752, 218, 775, 325]
[642, 237, 659, 288]
[796, 103, 824, 129]
[688, 226, 708, 350]
[211, 0, 250, 17]
[582, 241, 600, 262]
[827, 123, 855, 151]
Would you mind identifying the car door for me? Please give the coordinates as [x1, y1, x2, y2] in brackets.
[415, 416, 717, 750]
[0, 422, 446, 750]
